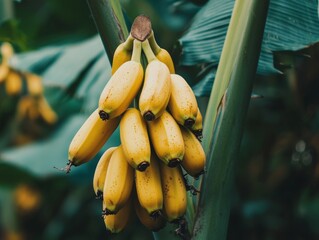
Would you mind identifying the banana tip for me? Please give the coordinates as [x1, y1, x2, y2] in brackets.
[150, 210, 162, 219]
[102, 208, 117, 216]
[98, 110, 109, 120]
[184, 118, 195, 128]
[137, 161, 150, 171]
[167, 159, 181, 168]
[143, 111, 155, 121]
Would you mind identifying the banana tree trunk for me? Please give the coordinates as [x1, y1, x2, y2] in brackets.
[192, 1, 269, 240]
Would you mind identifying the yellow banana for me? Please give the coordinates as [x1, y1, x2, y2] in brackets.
[148, 31, 175, 74]
[98, 40, 143, 120]
[38, 96, 58, 125]
[103, 145, 134, 214]
[103, 196, 132, 233]
[139, 39, 171, 121]
[111, 35, 134, 74]
[66, 108, 120, 173]
[93, 147, 116, 199]
[1, 42, 14, 62]
[5, 70, 23, 96]
[168, 74, 198, 128]
[159, 162, 187, 222]
[25, 72, 43, 97]
[180, 126, 206, 178]
[191, 108, 203, 140]
[135, 197, 166, 232]
[147, 111, 184, 167]
[135, 153, 163, 217]
[120, 108, 151, 171]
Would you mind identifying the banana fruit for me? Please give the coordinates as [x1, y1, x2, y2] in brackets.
[168, 74, 198, 128]
[147, 111, 184, 167]
[120, 108, 151, 171]
[180, 126, 206, 178]
[159, 162, 187, 222]
[103, 145, 134, 214]
[67, 109, 120, 173]
[111, 35, 134, 74]
[93, 147, 116, 199]
[139, 40, 171, 121]
[5, 70, 23, 96]
[98, 40, 144, 120]
[135, 153, 163, 217]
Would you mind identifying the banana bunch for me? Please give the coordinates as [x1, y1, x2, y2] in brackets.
[65, 15, 206, 235]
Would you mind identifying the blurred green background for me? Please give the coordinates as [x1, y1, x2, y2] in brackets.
[1, 0, 319, 240]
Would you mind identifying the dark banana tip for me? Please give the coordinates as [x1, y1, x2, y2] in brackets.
[95, 190, 103, 200]
[194, 170, 205, 179]
[192, 129, 203, 141]
[102, 208, 116, 216]
[167, 159, 181, 168]
[184, 118, 195, 128]
[143, 111, 155, 121]
[150, 210, 162, 219]
[137, 161, 150, 172]
[99, 110, 109, 120]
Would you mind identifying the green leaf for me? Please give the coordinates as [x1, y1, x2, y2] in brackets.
[179, 0, 319, 96]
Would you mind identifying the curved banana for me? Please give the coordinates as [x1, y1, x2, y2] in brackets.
[5, 70, 22, 96]
[93, 147, 117, 199]
[38, 96, 58, 125]
[120, 108, 151, 171]
[180, 126, 206, 178]
[111, 35, 134, 74]
[159, 162, 187, 222]
[191, 108, 203, 140]
[103, 145, 134, 214]
[168, 74, 198, 128]
[148, 31, 175, 74]
[147, 111, 184, 167]
[135, 197, 166, 232]
[0, 42, 13, 83]
[135, 153, 163, 217]
[98, 40, 143, 120]
[103, 196, 132, 233]
[25, 72, 43, 97]
[139, 39, 171, 121]
[67, 109, 120, 173]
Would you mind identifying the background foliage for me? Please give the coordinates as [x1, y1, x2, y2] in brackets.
[0, 0, 319, 239]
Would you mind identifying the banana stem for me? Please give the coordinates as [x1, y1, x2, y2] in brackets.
[123, 34, 135, 51]
[148, 31, 161, 55]
[131, 40, 142, 63]
[142, 40, 157, 63]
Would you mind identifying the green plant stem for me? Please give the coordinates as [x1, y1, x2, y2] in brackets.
[87, 0, 129, 62]
[142, 40, 157, 63]
[192, 1, 269, 240]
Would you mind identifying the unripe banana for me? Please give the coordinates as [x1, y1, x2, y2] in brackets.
[98, 40, 143, 120]
[148, 31, 175, 74]
[103, 145, 134, 214]
[159, 162, 187, 222]
[168, 74, 198, 128]
[38, 96, 58, 125]
[67, 109, 120, 173]
[180, 126, 206, 178]
[5, 70, 22, 96]
[111, 35, 134, 74]
[103, 196, 132, 233]
[191, 108, 203, 140]
[147, 111, 184, 167]
[139, 40, 171, 121]
[135, 153, 163, 217]
[93, 147, 116, 199]
[135, 197, 166, 232]
[120, 108, 151, 171]
[25, 72, 43, 97]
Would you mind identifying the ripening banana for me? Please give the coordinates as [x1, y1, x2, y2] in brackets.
[103, 197, 132, 233]
[159, 162, 187, 222]
[111, 35, 134, 75]
[147, 111, 184, 167]
[139, 39, 171, 121]
[93, 147, 116, 199]
[5, 70, 23, 96]
[148, 31, 175, 74]
[1, 42, 14, 61]
[168, 74, 198, 128]
[98, 40, 143, 120]
[103, 145, 134, 215]
[180, 126, 206, 178]
[67, 109, 120, 173]
[120, 108, 151, 171]
[37, 96, 58, 125]
[135, 153, 163, 217]
[135, 197, 166, 232]
[191, 108, 203, 140]
[25, 72, 43, 97]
